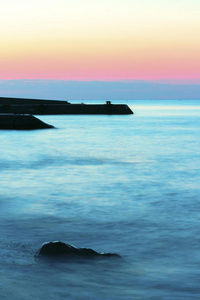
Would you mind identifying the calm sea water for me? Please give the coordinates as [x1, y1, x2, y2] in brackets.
[0, 100, 200, 299]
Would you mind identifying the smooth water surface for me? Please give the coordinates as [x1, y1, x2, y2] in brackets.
[0, 100, 200, 299]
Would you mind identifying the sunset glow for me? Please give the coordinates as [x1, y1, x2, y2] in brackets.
[1, 0, 200, 81]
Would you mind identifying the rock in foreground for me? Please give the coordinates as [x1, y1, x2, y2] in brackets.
[36, 241, 121, 260]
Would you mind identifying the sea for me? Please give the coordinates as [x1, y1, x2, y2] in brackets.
[0, 100, 200, 299]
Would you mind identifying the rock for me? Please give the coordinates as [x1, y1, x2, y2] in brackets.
[36, 241, 121, 260]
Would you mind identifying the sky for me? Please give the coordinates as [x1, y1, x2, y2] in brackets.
[0, 0, 200, 98]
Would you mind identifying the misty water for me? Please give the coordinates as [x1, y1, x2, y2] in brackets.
[0, 100, 200, 299]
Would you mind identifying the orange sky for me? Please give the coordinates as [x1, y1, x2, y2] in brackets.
[1, 0, 200, 81]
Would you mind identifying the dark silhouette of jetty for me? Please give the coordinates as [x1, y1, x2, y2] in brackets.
[0, 97, 133, 115]
[0, 113, 54, 130]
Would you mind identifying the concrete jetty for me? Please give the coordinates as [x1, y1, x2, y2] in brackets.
[0, 97, 133, 115]
[0, 113, 54, 130]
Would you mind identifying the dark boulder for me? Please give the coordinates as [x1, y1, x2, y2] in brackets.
[36, 241, 121, 260]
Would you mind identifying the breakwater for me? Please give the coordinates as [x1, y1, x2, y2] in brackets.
[0, 97, 133, 115]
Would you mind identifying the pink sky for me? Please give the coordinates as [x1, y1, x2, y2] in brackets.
[1, 0, 200, 82]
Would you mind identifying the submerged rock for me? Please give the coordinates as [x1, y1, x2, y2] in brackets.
[36, 241, 121, 260]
